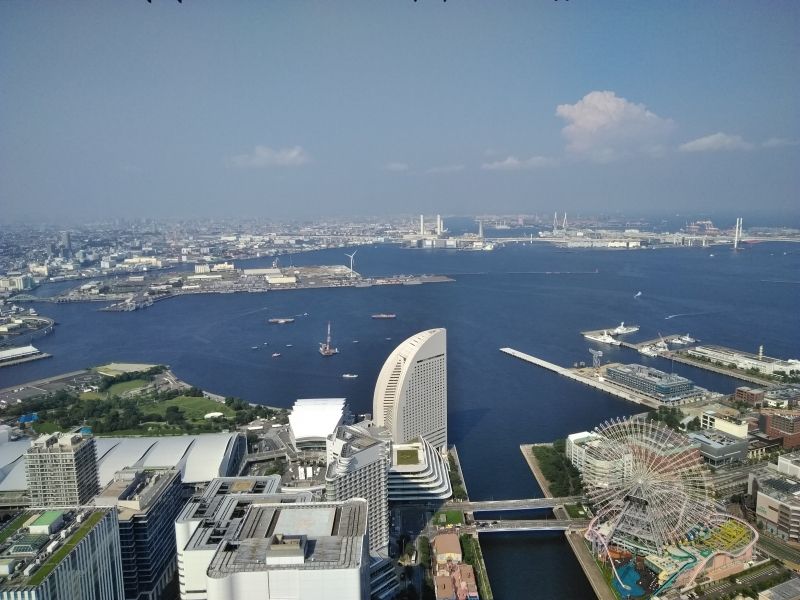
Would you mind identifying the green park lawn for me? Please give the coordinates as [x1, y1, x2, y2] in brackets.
[145, 396, 235, 421]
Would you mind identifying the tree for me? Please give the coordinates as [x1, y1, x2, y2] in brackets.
[165, 406, 185, 425]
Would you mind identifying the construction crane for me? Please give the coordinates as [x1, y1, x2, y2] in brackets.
[589, 348, 603, 371]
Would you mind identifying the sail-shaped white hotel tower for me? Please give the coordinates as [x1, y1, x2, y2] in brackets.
[373, 328, 447, 452]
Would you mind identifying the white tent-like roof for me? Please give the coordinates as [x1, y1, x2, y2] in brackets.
[288, 398, 349, 443]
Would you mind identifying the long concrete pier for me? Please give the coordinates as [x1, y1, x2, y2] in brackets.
[500, 347, 662, 409]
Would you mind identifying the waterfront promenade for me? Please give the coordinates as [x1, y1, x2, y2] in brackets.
[519, 442, 615, 600]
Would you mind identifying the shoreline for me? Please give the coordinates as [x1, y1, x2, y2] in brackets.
[521, 442, 614, 600]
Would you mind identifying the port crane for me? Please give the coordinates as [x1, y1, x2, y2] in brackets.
[589, 348, 603, 371]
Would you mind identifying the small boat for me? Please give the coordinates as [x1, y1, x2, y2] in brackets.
[678, 333, 696, 344]
[371, 313, 397, 319]
[251, 346, 259, 350]
[352, 340, 359, 343]
[342, 373, 358, 379]
[285, 344, 293, 348]
[634, 291, 642, 299]
[268, 318, 295, 324]
[272, 353, 281, 357]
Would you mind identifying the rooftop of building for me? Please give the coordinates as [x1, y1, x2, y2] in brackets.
[687, 430, 746, 449]
[0, 508, 111, 589]
[95, 467, 179, 520]
[703, 411, 746, 426]
[177, 475, 287, 527]
[288, 398, 351, 442]
[691, 345, 798, 365]
[759, 576, 800, 600]
[205, 500, 367, 574]
[608, 363, 693, 386]
[28, 432, 91, 452]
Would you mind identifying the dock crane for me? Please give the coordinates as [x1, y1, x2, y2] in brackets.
[589, 348, 603, 372]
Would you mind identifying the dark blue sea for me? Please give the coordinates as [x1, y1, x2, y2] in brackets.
[3, 242, 799, 598]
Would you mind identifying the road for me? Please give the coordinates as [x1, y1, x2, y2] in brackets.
[697, 563, 785, 599]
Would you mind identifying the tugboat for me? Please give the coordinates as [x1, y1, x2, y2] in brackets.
[319, 322, 339, 356]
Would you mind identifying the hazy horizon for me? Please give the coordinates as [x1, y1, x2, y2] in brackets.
[1, 2, 798, 221]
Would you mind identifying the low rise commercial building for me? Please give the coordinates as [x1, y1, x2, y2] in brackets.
[566, 431, 633, 486]
[687, 430, 748, 467]
[736, 386, 766, 406]
[0, 508, 124, 600]
[749, 452, 800, 541]
[605, 364, 702, 404]
[687, 345, 800, 377]
[701, 411, 749, 439]
[432, 534, 462, 566]
[761, 413, 800, 449]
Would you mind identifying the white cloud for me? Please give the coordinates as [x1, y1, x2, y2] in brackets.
[383, 162, 409, 172]
[481, 155, 557, 171]
[229, 145, 310, 168]
[556, 91, 674, 162]
[679, 132, 753, 153]
[762, 137, 799, 148]
[426, 164, 465, 174]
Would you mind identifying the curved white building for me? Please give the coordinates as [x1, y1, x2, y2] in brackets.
[373, 328, 447, 452]
[388, 439, 452, 503]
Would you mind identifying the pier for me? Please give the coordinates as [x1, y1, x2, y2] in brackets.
[500, 347, 663, 409]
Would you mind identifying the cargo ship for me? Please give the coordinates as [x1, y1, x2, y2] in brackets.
[583, 330, 621, 346]
[319, 322, 339, 356]
[371, 313, 397, 319]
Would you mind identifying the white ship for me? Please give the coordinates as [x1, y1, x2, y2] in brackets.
[639, 345, 659, 357]
[584, 330, 621, 346]
[674, 333, 696, 345]
[611, 322, 639, 335]
[342, 373, 358, 379]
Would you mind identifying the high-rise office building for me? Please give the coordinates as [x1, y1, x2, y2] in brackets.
[96, 468, 184, 600]
[25, 433, 100, 507]
[373, 328, 448, 451]
[0, 508, 124, 600]
[326, 424, 390, 555]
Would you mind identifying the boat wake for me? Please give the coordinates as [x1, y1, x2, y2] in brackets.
[665, 311, 715, 320]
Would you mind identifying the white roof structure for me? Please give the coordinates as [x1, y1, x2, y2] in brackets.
[0, 345, 40, 362]
[0, 432, 245, 493]
[288, 398, 349, 444]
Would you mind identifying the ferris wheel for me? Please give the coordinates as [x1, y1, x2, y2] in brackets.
[583, 418, 714, 557]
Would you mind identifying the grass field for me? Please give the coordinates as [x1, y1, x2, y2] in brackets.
[396, 448, 419, 465]
[565, 504, 588, 519]
[79, 379, 149, 400]
[147, 396, 235, 421]
[434, 510, 464, 526]
[107, 379, 149, 396]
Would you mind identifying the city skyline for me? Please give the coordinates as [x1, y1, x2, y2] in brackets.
[1, 2, 798, 221]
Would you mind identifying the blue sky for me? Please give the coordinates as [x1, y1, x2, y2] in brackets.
[1, 1, 797, 222]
